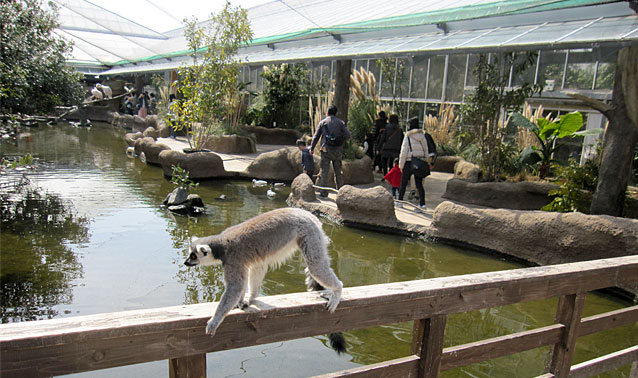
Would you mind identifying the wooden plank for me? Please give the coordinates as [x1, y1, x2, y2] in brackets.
[312, 355, 419, 378]
[168, 353, 206, 378]
[415, 316, 447, 378]
[569, 345, 638, 378]
[1, 256, 636, 377]
[439, 305, 638, 371]
[579, 305, 638, 336]
[440, 324, 564, 370]
[546, 293, 586, 378]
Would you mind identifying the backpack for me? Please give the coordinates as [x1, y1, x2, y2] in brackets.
[323, 124, 345, 147]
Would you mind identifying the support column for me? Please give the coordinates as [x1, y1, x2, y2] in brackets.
[334, 60, 352, 124]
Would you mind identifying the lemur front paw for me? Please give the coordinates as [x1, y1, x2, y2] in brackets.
[205, 319, 218, 336]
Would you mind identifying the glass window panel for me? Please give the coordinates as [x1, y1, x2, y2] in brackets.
[427, 55, 446, 100]
[465, 54, 481, 87]
[376, 59, 395, 98]
[320, 62, 332, 90]
[354, 59, 368, 73]
[446, 54, 466, 102]
[410, 55, 428, 99]
[595, 49, 618, 90]
[565, 49, 595, 90]
[515, 20, 590, 45]
[367, 59, 381, 94]
[538, 50, 566, 90]
[255, 66, 264, 92]
[396, 58, 410, 100]
[407, 102, 425, 124]
[312, 64, 322, 84]
[562, 17, 638, 43]
[512, 51, 538, 87]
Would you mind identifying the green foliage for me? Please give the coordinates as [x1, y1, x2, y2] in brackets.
[170, 1, 253, 148]
[347, 97, 376, 144]
[258, 63, 310, 128]
[509, 111, 602, 178]
[0, 0, 84, 114]
[376, 58, 406, 115]
[542, 158, 599, 213]
[170, 165, 198, 191]
[460, 52, 542, 180]
[2, 153, 34, 170]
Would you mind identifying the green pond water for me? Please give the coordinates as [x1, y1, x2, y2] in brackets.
[0, 122, 635, 378]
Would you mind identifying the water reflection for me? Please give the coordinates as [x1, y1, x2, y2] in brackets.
[0, 177, 88, 322]
[1, 122, 635, 378]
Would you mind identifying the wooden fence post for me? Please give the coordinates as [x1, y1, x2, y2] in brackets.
[546, 293, 586, 377]
[169, 353, 206, 378]
[412, 316, 447, 378]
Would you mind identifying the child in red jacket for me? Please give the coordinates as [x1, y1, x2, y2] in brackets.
[383, 158, 402, 199]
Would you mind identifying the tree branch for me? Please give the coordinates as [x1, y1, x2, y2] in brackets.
[565, 92, 612, 115]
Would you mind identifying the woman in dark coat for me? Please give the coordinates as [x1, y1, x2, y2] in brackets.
[377, 114, 403, 175]
[372, 111, 387, 172]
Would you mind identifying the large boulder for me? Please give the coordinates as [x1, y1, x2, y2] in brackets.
[288, 173, 317, 206]
[125, 131, 143, 147]
[454, 160, 481, 182]
[336, 185, 398, 228]
[241, 125, 301, 145]
[317, 156, 375, 187]
[430, 201, 638, 295]
[432, 156, 462, 173]
[133, 137, 170, 165]
[134, 137, 156, 156]
[244, 147, 309, 181]
[442, 178, 558, 210]
[143, 127, 158, 139]
[202, 135, 256, 154]
[164, 187, 189, 206]
[158, 150, 226, 179]
[157, 118, 171, 138]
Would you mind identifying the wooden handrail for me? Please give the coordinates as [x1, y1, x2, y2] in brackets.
[1, 256, 637, 378]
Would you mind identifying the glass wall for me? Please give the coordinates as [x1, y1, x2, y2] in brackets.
[565, 48, 596, 90]
[242, 46, 617, 114]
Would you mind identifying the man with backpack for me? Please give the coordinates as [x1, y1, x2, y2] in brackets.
[310, 105, 350, 197]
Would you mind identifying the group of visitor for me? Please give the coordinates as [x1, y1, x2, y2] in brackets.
[123, 91, 157, 118]
[302, 105, 436, 210]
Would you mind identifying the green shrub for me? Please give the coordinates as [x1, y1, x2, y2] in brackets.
[542, 158, 599, 213]
[170, 165, 198, 191]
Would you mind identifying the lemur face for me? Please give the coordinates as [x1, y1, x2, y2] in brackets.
[184, 242, 220, 267]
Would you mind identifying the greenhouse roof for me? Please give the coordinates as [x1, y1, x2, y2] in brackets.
[50, 0, 637, 73]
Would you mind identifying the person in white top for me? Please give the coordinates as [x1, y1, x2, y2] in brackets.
[398, 117, 431, 209]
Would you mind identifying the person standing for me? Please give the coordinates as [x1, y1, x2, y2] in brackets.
[310, 105, 350, 197]
[378, 114, 403, 175]
[297, 139, 315, 178]
[137, 92, 149, 119]
[398, 117, 431, 210]
[372, 111, 387, 172]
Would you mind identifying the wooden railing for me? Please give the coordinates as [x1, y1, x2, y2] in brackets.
[1, 256, 637, 378]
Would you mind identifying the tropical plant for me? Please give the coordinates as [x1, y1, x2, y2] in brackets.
[169, 1, 253, 149]
[170, 165, 198, 191]
[0, 0, 84, 115]
[424, 103, 459, 147]
[542, 158, 599, 213]
[259, 63, 309, 128]
[348, 67, 379, 144]
[509, 111, 602, 178]
[460, 52, 542, 180]
[308, 91, 333, 137]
